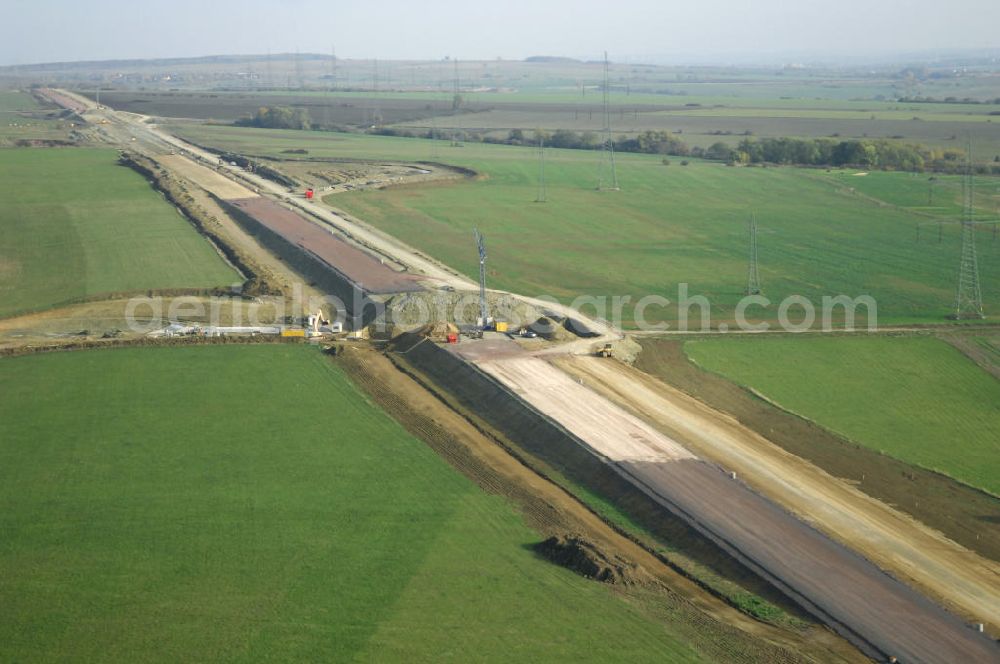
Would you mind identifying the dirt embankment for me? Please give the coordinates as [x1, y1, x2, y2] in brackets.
[35, 88, 90, 114]
[635, 338, 1000, 566]
[383, 334, 817, 625]
[334, 343, 862, 664]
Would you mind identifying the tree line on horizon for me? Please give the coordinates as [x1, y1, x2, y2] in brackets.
[237, 105, 996, 174]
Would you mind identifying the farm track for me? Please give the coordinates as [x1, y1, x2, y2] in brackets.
[940, 332, 1000, 380]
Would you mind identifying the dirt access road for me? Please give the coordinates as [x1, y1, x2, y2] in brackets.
[157, 154, 258, 200]
[557, 356, 1000, 630]
[455, 337, 999, 663]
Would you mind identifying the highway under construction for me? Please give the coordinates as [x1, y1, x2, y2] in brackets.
[37, 88, 1000, 663]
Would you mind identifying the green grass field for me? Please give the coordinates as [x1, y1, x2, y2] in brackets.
[683, 335, 1000, 495]
[0, 90, 43, 113]
[0, 345, 705, 662]
[0, 148, 238, 317]
[827, 169, 1000, 220]
[173, 124, 999, 326]
[0, 90, 74, 144]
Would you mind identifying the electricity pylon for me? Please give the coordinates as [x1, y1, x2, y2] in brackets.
[474, 228, 489, 328]
[329, 44, 337, 90]
[370, 59, 383, 128]
[954, 157, 985, 319]
[293, 50, 304, 89]
[954, 219, 984, 319]
[597, 51, 619, 191]
[746, 213, 762, 295]
[535, 135, 547, 203]
[451, 58, 462, 147]
[915, 143, 991, 319]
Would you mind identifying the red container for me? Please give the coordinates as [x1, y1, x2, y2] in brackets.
[305, 189, 314, 199]
[446, 333, 458, 344]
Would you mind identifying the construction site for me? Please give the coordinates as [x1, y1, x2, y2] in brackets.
[1, 37, 999, 663]
[5, 84, 992, 662]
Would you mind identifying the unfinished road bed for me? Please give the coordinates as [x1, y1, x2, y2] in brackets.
[557, 355, 1000, 631]
[453, 338, 998, 663]
[158, 154, 258, 200]
[226, 197, 423, 294]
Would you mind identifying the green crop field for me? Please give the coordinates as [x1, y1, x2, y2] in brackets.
[0, 90, 73, 144]
[0, 148, 238, 318]
[683, 335, 1000, 495]
[0, 345, 707, 662]
[174, 124, 1000, 326]
[826, 170, 1000, 219]
[0, 90, 42, 113]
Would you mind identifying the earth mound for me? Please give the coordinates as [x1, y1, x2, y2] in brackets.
[534, 534, 645, 585]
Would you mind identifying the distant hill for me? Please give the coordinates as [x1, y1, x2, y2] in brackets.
[524, 56, 582, 64]
[0, 53, 332, 72]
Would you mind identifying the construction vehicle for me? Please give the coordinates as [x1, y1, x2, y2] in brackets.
[595, 342, 613, 358]
[307, 309, 329, 335]
[306, 309, 342, 336]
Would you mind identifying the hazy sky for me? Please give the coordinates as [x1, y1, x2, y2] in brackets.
[3, 0, 999, 66]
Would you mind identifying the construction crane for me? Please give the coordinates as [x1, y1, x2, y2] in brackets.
[474, 228, 489, 329]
